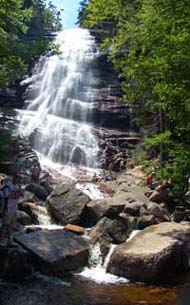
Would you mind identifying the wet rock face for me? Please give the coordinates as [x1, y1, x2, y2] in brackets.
[107, 222, 190, 283]
[46, 182, 91, 225]
[90, 53, 131, 131]
[15, 229, 89, 276]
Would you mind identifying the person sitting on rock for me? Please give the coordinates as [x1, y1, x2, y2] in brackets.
[145, 172, 157, 190]
[155, 178, 173, 193]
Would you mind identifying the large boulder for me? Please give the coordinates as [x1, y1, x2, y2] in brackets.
[14, 229, 89, 276]
[146, 202, 170, 221]
[124, 201, 145, 217]
[18, 201, 39, 224]
[107, 222, 190, 283]
[40, 180, 53, 195]
[25, 183, 49, 201]
[84, 198, 125, 226]
[0, 245, 33, 281]
[19, 190, 36, 203]
[149, 190, 170, 204]
[16, 210, 33, 226]
[89, 216, 129, 258]
[46, 182, 90, 225]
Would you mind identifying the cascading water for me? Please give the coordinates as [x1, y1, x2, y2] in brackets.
[18, 29, 99, 168]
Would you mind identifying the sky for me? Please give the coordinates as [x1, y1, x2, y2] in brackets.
[52, 0, 81, 29]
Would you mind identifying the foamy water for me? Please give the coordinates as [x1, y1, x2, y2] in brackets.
[78, 243, 128, 284]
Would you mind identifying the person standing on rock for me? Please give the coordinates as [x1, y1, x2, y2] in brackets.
[0, 171, 21, 246]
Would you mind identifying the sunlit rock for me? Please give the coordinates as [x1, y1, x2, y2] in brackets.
[107, 222, 190, 283]
[46, 182, 90, 225]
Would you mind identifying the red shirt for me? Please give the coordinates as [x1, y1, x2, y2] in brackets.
[146, 175, 153, 185]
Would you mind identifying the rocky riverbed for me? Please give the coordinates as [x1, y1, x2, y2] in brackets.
[0, 157, 190, 281]
[1, 146, 190, 305]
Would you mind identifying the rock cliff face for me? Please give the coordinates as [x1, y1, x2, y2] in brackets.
[89, 53, 131, 131]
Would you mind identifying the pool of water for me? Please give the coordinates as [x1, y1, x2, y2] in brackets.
[0, 275, 189, 305]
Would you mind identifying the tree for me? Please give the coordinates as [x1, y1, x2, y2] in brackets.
[80, 0, 190, 195]
[0, 0, 62, 87]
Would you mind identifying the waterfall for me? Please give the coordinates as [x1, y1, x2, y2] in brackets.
[18, 29, 99, 168]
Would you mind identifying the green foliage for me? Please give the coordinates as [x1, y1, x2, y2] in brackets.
[144, 131, 172, 149]
[0, 0, 62, 88]
[80, 0, 190, 198]
[81, 0, 121, 27]
[133, 150, 147, 166]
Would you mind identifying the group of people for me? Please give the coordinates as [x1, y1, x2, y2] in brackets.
[145, 171, 173, 197]
[0, 170, 22, 247]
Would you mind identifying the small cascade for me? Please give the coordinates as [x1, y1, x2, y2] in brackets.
[27, 202, 64, 230]
[36, 206, 52, 226]
[78, 230, 141, 284]
[18, 29, 99, 168]
[78, 243, 128, 284]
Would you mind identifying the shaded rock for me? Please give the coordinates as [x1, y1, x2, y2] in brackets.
[107, 222, 190, 283]
[149, 190, 170, 204]
[84, 198, 125, 226]
[19, 190, 36, 203]
[146, 202, 170, 221]
[14, 229, 89, 276]
[173, 206, 186, 223]
[89, 216, 129, 257]
[138, 215, 158, 230]
[18, 202, 39, 224]
[40, 180, 53, 195]
[17, 210, 32, 226]
[183, 210, 190, 222]
[0, 245, 33, 281]
[26, 183, 49, 201]
[124, 201, 145, 217]
[46, 183, 90, 225]
[119, 213, 138, 232]
[139, 206, 150, 216]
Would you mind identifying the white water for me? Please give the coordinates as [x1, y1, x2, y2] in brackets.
[78, 230, 141, 284]
[18, 29, 99, 168]
[78, 243, 128, 284]
[126, 229, 140, 242]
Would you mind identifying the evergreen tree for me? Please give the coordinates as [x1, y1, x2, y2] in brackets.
[0, 0, 62, 87]
[80, 0, 190, 196]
